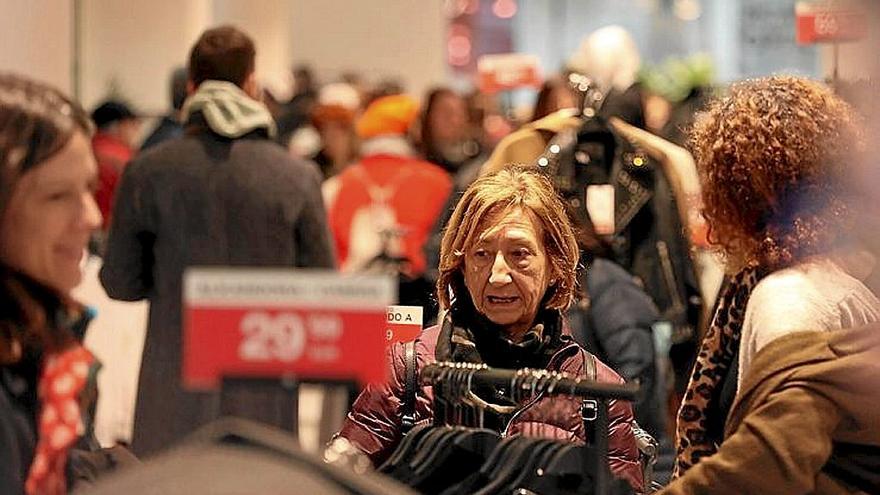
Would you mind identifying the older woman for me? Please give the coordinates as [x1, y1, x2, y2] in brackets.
[669, 76, 880, 488]
[337, 167, 643, 490]
[0, 74, 104, 494]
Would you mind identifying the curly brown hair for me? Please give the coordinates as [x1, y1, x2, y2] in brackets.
[690, 76, 863, 272]
[437, 166, 580, 311]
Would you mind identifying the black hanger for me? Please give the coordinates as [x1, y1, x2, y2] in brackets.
[377, 423, 433, 475]
[409, 428, 501, 494]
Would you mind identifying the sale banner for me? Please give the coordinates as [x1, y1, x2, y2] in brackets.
[795, 1, 866, 44]
[182, 268, 395, 390]
[386, 305, 423, 344]
[477, 53, 542, 94]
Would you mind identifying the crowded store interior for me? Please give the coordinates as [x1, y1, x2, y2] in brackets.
[2, 0, 880, 493]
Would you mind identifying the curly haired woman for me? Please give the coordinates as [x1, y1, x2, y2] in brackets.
[669, 76, 880, 487]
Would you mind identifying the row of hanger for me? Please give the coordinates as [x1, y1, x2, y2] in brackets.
[378, 362, 638, 495]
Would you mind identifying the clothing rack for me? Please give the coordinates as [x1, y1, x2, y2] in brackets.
[420, 362, 639, 401]
[421, 362, 640, 495]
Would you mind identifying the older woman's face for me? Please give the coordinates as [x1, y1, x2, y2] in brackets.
[464, 207, 551, 337]
[0, 131, 102, 293]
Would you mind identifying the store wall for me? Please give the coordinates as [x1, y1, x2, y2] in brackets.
[79, 0, 211, 114]
[287, 0, 447, 97]
[213, 0, 293, 99]
[0, 0, 74, 94]
[77, 0, 447, 113]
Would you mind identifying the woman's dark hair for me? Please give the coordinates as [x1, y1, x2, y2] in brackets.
[531, 77, 573, 122]
[188, 25, 256, 88]
[0, 73, 92, 363]
[419, 87, 459, 159]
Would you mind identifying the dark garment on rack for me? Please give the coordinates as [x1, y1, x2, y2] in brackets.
[337, 304, 644, 491]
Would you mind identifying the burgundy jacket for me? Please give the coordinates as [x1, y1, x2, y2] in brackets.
[338, 323, 645, 491]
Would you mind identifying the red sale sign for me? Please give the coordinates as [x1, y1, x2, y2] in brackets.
[796, 2, 866, 44]
[478, 53, 542, 94]
[182, 269, 395, 390]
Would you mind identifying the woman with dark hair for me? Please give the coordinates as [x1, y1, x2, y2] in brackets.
[0, 73, 105, 494]
[418, 87, 481, 183]
[337, 167, 644, 492]
[664, 76, 880, 492]
[530, 76, 575, 123]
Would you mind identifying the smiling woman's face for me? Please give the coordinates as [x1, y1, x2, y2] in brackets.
[463, 206, 551, 340]
[0, 131, 102, 294]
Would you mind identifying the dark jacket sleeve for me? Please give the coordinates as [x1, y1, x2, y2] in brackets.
[336, 343, 407, 466]
[0, 385, 32, 495]
[293, 165, 336, 269]
[587, 259, 658, 382]
[99, 160, 156, 301]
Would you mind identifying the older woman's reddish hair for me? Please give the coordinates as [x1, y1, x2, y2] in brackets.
[691, 76, 862, 272]
[437, 166, 580, 311]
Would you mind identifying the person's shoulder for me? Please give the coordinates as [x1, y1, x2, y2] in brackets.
[408, 158, 452, 181]
[744, 262, 854, 347]
[565, 343, 626, 385]
[129, 135, 198, 170]
[750, 264, 827, 302]
[587, 258, 638, 291]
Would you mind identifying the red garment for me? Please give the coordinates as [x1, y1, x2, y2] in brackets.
[338, 323, 645, 492]
[327, 154, 452, 275]
[26, 345, 97, 495]
[92, 133, 134, 229]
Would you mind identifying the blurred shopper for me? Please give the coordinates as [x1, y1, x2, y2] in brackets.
[0, 73, 137, 494]
[140, 67, 188, 151]
[324, 95, 451, 318]
[100, 25, 335, 457]
[90, 100, 141, 230]
[276, 64, 318, 145]
[566, 25, 645, 129]
[324, 94, 451, 276]
[309, 103, 358, 180]
[670, 76, 880, 482]
[418, 87, 483, 188]
[530, 76, 576, 123]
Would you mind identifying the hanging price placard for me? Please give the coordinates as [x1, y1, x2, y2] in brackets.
[386, 305, 423, 344]
[182, 268, 395, 390]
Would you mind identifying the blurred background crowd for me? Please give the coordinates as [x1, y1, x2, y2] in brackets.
[3, 0, 880, 493]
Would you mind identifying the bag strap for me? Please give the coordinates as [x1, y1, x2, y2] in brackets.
[400, 340, 418, 434]
[582, 348, 597, 381]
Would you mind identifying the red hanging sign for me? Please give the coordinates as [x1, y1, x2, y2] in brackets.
[478, 53, 542, 94]
[795, 2, 866, 44]
[182, 269, 395, 390]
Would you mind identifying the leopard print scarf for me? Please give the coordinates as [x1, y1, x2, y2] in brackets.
[672, 267, 764, 477]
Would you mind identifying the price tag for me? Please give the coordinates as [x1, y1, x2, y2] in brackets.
[386, 305, 423, 344]
[586, 184, 616, 235]
[182, 268, 395, 390]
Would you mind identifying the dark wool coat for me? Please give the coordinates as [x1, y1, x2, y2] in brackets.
[100, 120, 335, 457]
